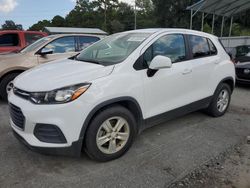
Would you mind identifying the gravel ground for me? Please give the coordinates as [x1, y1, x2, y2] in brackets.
[169, 142, 250, 188]
[0, 85, 250, 188]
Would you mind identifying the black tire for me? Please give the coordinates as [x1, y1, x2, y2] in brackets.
[85, 105, 137, 162]
[205, 83, 232, 117]
[0, 73, 19, 101]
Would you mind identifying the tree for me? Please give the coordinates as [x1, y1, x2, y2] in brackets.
[151, 0, 195, 28]
[29, 20, 51, 31]
[51, 15, 65, 27]
[1, 20, 23, 30]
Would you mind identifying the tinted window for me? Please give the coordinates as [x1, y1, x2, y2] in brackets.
[25, 33, 44, 46]
[78, 36, 100, 51]
[208, 39, 217, 55]
[189, 35, 210, 58]
[0, 34, 19, 47]
[42, 37, 75, 54]
[236, 45, 250, 57]
[144, 34, 186, 66]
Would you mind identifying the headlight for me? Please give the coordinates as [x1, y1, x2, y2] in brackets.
[30, 83, 91, 104]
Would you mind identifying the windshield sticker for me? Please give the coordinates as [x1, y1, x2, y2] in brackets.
[127, 37, 146, 42]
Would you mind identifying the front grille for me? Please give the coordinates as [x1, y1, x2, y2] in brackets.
[236, 68, 250, 80]
[13, 87, 30, 100]
[9, 103, 25, 130]
[34, 124, 67, 144]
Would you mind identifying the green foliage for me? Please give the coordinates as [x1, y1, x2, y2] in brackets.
[51, 16, 65, 27]
[1, 20, 23, 30]
[29, 20, 51, 31]
[203, 23, 212, 34]
[26, 0, 249, 36]
[232, 23, 250, 36]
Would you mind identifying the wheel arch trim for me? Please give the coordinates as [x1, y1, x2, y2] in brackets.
[78, 96, 144, 142]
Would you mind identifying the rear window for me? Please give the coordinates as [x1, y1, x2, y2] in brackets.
[236, 45, 250, 57]
[189, 35, 210, 58]
[0, 33, 19, 47]
[25, 33, 44, 46]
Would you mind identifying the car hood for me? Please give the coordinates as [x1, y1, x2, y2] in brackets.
[14, 59, 114, 92]
[235, 62, 250, 69]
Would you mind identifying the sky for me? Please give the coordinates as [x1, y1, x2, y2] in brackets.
[0, 0, 134, 30]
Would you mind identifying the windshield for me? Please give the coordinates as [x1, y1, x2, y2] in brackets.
[76, 32, 151, 65]
[21, 36, 54, 53]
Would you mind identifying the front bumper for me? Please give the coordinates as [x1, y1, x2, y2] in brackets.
[236, 77, 250, 84]
[8, 90, 92, 156]
[13, 129, 83, 156]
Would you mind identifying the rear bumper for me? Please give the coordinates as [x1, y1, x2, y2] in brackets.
[13, 129, 83, 157]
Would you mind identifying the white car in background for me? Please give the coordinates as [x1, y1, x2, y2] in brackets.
[8, 29, 235, 161]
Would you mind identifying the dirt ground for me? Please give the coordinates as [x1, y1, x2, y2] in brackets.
[170, 141, 250, 188]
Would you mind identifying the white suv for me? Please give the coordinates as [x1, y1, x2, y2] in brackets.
[8, 29, 235, 161]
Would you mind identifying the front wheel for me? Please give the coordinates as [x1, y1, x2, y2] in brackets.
[0, 73, 19, 101]
[205, 83, 232, 117]
[85, 105, 137, 162]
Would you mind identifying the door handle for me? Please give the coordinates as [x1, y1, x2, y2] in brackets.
[182, 69, 192, 75]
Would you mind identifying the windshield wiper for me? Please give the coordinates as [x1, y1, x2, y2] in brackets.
[75, 57, 102, 65]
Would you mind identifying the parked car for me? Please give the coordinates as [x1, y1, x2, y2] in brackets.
[0, 30, 47, 53]
[235, 45, 250, 63]
[227, 45, 250, 84]
[0, 34, 103, 100]
[235, 62, 250, 84]
[8, 29, 235, 161]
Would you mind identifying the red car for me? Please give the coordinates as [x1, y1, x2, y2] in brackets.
[0, 30, 47, 53]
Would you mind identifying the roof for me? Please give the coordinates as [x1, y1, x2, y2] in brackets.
[0, 30, 47, 34]
[187, 0, 250, 17]
[125, 28, 217, 38]
[43, 27, 107, 35]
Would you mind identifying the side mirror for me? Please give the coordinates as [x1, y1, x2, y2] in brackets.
[39, 48, 53, 56]
[149, 55, 172, 70]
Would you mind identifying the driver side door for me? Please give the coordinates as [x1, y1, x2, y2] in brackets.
[142, 34, 194, 121]
[37, 36, 78, 64]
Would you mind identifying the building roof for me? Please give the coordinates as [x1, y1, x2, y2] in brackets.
[43, 27, 107, 35]
[187, 0, 250, 17]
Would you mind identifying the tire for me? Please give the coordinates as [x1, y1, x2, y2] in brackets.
[205, 83, 232, 117]
[85, 105, 137, 162]
[0, 73, 19, 101]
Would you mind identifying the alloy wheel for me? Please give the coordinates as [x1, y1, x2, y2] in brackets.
[96, 116, 130, 154]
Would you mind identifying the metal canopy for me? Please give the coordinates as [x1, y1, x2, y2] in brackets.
[187, 0, 250, 17]
[187, 0, 250, 37]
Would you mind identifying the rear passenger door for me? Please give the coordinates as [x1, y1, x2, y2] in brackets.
[188, 35, 219, 99]
[37, 36, 77, 64]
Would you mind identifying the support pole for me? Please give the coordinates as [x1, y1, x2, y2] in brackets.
[201, 12, 204, 31]
[190, 9, 193, 29]
[212, 14, 215, 34]
[134, 0, 137, 30]
[221, 16, 225, 37]
[229, 16, 233, 37]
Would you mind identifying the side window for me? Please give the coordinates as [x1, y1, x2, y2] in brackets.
[25, 33, 44, 46]
[0, 34, 19, 47]
[189, 35, 210, 58]
[43, 37, 75, 54]
[78, 36, 100, 51]
[208, 39, 217, 55]
[144, 34, 186, 66]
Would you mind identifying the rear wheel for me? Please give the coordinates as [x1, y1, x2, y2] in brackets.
[0, 73, 19, 101]
[205, 83, 231, 117]
[85, 105, 136, 162]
